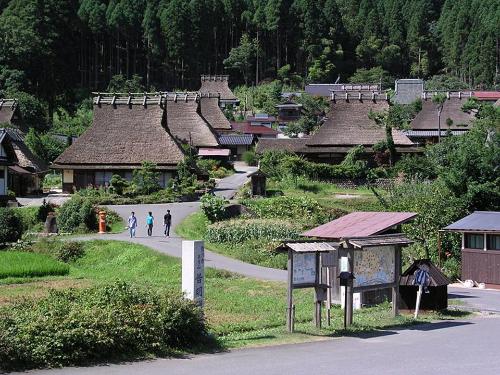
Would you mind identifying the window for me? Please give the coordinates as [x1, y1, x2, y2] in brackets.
[0, 169, 4, 179]
[487, 235, 500, 250]
[95, 171, 113, 187]
[465, 233, 484, 249]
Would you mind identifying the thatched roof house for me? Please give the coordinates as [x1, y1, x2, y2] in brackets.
[165, 93, 220, 148]
[53, 94, 186, 192]
[199, 75, 239, 106]
[199, 94, 232, 133]
[405, 93, 475, 143]
[0, 129, 17, 199]
[256, 95, 417, 163]
[306, 96, 414, 149]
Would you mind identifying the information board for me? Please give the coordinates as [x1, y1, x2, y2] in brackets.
[353, 245, 395, 288]
[293, 253, 316, 285]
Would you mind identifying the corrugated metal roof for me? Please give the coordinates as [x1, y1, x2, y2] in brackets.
[218, 134, 254, 145]
[346, 234, 414, 248]
[198, 148, 231, 156]
[286, 242, 337, 253]
[400, 259, 451, 286]
[443, 211, 500, 232]
[303, 212, 417, 239]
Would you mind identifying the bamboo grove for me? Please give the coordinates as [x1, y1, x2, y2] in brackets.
[0, 0, 498, 116]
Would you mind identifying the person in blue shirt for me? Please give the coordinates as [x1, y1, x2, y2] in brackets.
[127, 212, 137, 238]
[146, 212, 154, 236]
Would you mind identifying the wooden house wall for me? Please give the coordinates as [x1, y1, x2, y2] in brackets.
[462, 248, 500, 284]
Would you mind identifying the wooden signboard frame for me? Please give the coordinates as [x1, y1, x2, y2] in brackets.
[339, 235, 412, 327]
[284, 243, 337, 333]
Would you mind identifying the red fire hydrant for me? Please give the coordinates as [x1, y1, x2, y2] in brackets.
[98, 211, 107, 234]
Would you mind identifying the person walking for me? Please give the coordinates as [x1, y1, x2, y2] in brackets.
[127, 211, 137, 238]
[163, 209, 172, 237]
[146, 212, 154, 237]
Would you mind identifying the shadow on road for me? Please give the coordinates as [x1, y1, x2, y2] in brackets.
[448, 293, 478, 299]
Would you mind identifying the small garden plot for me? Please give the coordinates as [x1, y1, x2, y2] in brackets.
[0, 252, 69, 279]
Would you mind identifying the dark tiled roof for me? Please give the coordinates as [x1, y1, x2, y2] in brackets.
[200, 96, 232, 130]
[443, 211, 500, 232]
[219, 134, 254, 146]
[54, 100, 185, 168]
[166, 96, 220, 147]
[307, 100, 414, 146]
[199, 75, 238, 102]
[411, 98, 475, 130]
[231, 122, 279, 135]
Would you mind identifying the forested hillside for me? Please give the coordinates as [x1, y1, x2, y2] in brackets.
[0, 0, 498, 123]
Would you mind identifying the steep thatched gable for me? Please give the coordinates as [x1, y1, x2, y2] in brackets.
[199, 75, 238, 102]
[199, 95, 232, 131]
[54, 95, 185, 169]
[165, 93, 220, 147]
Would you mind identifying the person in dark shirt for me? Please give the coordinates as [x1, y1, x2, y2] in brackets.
[164, 209, 172, 237]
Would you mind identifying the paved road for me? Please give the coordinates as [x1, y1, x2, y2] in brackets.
[212, 163, 257, 199]
[449, 286, 500, 313]
[17, 316, 500, 375]
[91, 164, 286, 281]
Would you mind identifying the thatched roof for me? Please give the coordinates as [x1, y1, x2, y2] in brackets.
[256, 138, 307, 154]
[199, 75, 239, 102]
[199, 95, 232, 131]
[307, 99, 414, 147]
[165, 93, 220, 147]
[5, 129, 47, 173]
[410, 97, 475, 130]
[0, 128, 18, 165]
[53, 97, 185, 170]
[256, 138, 421, 155]
[0, 99, 17, 125]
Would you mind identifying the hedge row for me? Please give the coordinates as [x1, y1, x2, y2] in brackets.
[0, 282, 209, 371]
[205, 219, 300, 243]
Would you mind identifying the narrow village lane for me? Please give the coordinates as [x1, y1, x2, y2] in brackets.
[84, 163, 287, 281]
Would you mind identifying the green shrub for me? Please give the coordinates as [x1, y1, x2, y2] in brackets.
[0, 282, 208, 371]
[110, 174, 129, 195]
[23, 238, 85, 263]
[57, 241, 85, 263]
[57, 196, 98, 233]
[196, 158, 220, 173]
[242, 150, 257, 166]
[0, 251, 69, 278]
[205, 219, 300, 243]
[42, 172, 61, 189]
[200, 194, 228, 223]
[242, 196, 329, 227]
[0, 208, 23, 244]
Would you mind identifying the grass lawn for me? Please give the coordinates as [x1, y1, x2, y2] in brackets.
[0, 240, 469, 350]
[0, 251, 70, 278]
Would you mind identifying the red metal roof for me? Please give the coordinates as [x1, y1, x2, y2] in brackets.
[302, 211, 418, 239]
[473, 91, 500, 101]
[231, 122, 279, 136]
